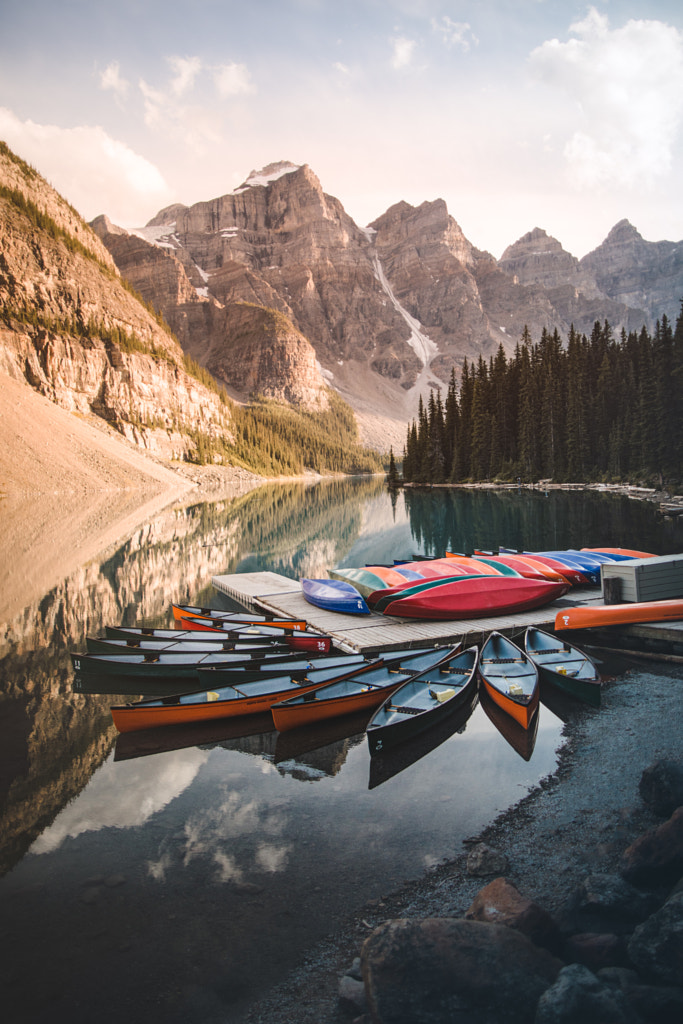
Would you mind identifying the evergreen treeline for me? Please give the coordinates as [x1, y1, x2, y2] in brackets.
[402, 311, 683, 487]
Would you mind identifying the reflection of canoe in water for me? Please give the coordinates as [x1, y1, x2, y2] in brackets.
[366, 646, 479, 756]
[271, 646, 462, 732]
[555, 599, 683, 631]
[273, 708, 375, 765]
[114, 712, 276, 761]
[479, 686, 539, 762]
[172, 604, 307, 630]
[368, 688, 479, 789]
[110, 656, 373, 733]
[524, 627, 602, 707]
[301, 578, 369, 615]
[478, 632, 539, 729]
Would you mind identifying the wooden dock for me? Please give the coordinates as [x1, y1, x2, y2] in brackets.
[212, 572, 614, 654]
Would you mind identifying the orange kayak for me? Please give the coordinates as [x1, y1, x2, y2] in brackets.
[555, 599, 683, 630]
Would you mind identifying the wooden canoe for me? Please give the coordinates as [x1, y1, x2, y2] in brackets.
[172, 603, 307, 630]
[376, 576, 570, 620]
[327, 567, 403, 597]
[271, 646, 462, 733]
[498, 550, 590, 586]
[301, 578, 370, 615]
[110, 656, 381, 734]
[444, 553, 519, 576]
[523, 627, 601, 707]
[366, 645, 479, 755]
[87, 636, 297, 655]
[473, 551, 569, 583]
[555, 599, 683, 630]
[478, 632, 539, 729]
[176, 618, 332, 652]
[581, 547, 656, 559]
[104, 625, 297, 646]
[368, 574, 483, 614]
[72, 648, 356, 682]
[368, 687, 479, 789]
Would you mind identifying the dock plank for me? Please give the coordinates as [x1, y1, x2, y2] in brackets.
[212, 573, 605, 654]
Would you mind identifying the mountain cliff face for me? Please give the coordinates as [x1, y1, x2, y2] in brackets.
[0, 144, 235, 462]
[580, 219, 683, 327]
[94, 161, 679, 448]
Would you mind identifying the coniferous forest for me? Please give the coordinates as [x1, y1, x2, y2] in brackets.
[400, 309, 683, 488]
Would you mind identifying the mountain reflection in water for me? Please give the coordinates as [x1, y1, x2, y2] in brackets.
[1, 479, 681, 1024]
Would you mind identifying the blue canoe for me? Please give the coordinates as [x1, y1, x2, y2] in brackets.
[301, 578, 370, 615]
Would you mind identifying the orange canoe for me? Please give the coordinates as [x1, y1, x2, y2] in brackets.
[555, 599, 683, 630]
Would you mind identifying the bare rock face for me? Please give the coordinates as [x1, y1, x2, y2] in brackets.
[581, 220, 683, 328]
[0, 143, 233, 460]
[498, 227, 648, 337]
[94, 161, 678, 447]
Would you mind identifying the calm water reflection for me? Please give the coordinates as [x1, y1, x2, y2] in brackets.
[1, 480, 681, 1024]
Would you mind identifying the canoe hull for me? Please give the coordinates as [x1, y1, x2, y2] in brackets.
[271, 646, 461, 733]
[379, 577, 569, 620]
[524, 627, 601, 707]
[172, 604, 307, 630]
[478, 632, 539, 730]
[301, 578, 370, 615]
[555, 599, 683, 630]
[366, 646, 479, 755]
[111, 677, 328, 733]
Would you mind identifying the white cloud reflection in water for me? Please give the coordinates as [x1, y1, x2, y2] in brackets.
[30, 748, 210, 854]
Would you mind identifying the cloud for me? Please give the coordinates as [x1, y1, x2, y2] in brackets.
[431, 16, 477, 52]
[529, 7, 683, 188]
[0, 107, 173, 224]
[168, 55, 203, 96]
[390, 36, 416, 70]
[214, 61, 255, 97]
[30, 749, 208, 854]
[99, 60, 129, 99]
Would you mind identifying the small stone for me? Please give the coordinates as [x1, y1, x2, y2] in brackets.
[338, 974, 367, 1014]
[466, 842, 509, 877]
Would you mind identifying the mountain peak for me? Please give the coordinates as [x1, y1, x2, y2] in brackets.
[237, 161, 302, 191]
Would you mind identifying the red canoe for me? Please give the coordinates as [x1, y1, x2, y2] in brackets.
[377, 576, 570, 620]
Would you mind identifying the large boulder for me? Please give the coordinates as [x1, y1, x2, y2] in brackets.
[535, 962, 642, 1024]
[627, 889, 683, 986]
[465, 877, 562, 953]
[361, 917, 562, 1023]
[639, 761, 683, 818]
[620, 807, 683, 886]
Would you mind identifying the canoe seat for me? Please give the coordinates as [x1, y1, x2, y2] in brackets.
[387, 704, 423, 715]
[534, 647, 567, 655]
[440, 666, 470, 674]
[483, 657, 524, 664]
[143, 653, 160, 663]
[429, 688, 457, 703]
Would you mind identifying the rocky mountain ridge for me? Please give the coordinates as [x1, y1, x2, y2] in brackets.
[94, 161, 682, 449]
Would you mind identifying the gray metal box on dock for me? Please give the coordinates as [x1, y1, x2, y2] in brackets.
[601, 554, 683, 602]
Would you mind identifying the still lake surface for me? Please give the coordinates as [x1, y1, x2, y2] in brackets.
[2, 479, 682, 1024]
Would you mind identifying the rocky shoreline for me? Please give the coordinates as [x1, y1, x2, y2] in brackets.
[241, 654, 683, 1024]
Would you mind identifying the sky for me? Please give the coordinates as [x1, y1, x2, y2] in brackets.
[1, 0, 682, 259]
